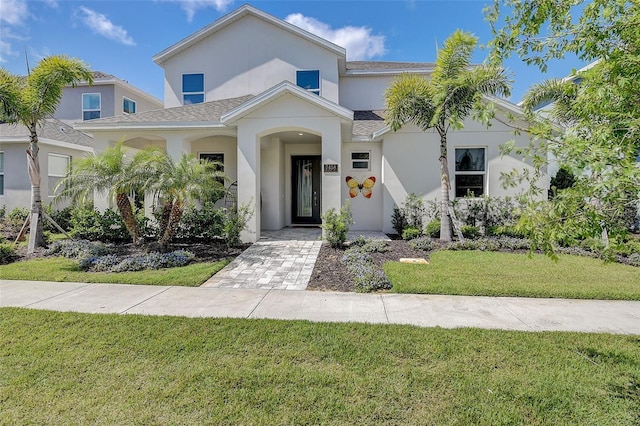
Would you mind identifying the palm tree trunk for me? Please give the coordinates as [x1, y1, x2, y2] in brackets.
[115, 192, 141, 245]
[158, 200, 172, 239]
[27, 126, 45, 253]
[159, 199, 183, 248]
[438, 130, 453, 242]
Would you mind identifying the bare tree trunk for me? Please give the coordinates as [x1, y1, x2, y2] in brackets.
[27, 126, 45, 254]
[438, 130, 453, 242]
[115, 192, 141, 245]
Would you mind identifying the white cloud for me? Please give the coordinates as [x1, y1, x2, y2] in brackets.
[0, 0, 28, 25]
[76, 6, 135, 46]
[285, 13, 386, 60]
[167, 0, 235, 22]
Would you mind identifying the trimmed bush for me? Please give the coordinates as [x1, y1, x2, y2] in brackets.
[409, 236, 436, 252]
[341, 241, 392, 293]
[44, 239, 109, 260]
[322, 202, 353, 248]
[425, 219, 441, 238]
[461, 225, 480, 239]
[402, 227, 422, 240]
[80, 250, 195, 272]
[0, 243, 17, 265]
[447, 238, 500, 252]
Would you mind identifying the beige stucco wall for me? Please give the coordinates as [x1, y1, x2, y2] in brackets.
[381, 114, 548, 234]
[341, 142, 383, 231]
[0, 141, 92, 212]
[161, 14, 340, 107]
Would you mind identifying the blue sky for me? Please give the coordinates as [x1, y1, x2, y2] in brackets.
[0, 0, 587, 103]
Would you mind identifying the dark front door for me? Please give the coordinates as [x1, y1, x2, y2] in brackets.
[292, 156, 321, 224]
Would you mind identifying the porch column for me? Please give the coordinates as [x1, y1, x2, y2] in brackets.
[237, 126, 260, 242]
[166, 136, 191, 161]
[321, 118, 342, 222]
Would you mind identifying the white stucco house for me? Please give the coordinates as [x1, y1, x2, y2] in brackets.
[74, 4, 547, 242]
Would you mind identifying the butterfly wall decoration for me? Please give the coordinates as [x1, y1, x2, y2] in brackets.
[346, 176, 376, 198]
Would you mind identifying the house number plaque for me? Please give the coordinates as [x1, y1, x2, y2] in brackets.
[323, 164, 339, 173]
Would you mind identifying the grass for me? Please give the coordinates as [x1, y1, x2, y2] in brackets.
[0, 257, 230, 286]
[1, 308, 639, 425]
[385, 251, 640, 300]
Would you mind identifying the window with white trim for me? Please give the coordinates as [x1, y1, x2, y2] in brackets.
[82, 93, 101, 120]
[296, 70, 320, 95]
[182, 73, 205, 105]
[48, 154, 71, 197]
[123, 97, 136, 114]
[454, 148, 486, 198]
[0, 152, 4, 196]
[350, 151, 370, 170]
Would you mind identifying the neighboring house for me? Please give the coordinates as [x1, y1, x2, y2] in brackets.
[74, 4, 547, 242]
[0, 118, 93, 211]
[54, 71, 163, 125]
[0, 72, 162, 212]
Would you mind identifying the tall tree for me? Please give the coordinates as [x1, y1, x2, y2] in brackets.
[486, 0, 640, 252]
[57, 141, 153, 245]
[0, 56, 93, 252]
[385, 30, 511, 241]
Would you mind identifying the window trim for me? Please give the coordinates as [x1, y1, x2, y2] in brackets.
[47, 153, 71, 198]
[454, 147, 487, 198]
[182, 73, 205, 105]
[350, 151, 371, 171]
[123, 97, 137, 114]
[296, 69, 321, 95]
[82, 93, 101, 121]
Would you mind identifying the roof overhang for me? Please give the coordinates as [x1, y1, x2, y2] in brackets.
[221, 81, 353, 125]
[153, 4, 346, 66]
[74, 121, 229, 132]
[0, 137, 93, 152]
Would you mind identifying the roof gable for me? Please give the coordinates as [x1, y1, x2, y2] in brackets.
[153, 5, 346, 66]
[220, 81, 353, 125]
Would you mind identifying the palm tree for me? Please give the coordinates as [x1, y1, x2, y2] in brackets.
[57, 141, 154, 244]
[0, 56, 93, 252]
[151, 153, 226, 247]
[385, 30, 511, 241]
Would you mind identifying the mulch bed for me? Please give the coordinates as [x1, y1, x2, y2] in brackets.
[307, 240, 429, 292]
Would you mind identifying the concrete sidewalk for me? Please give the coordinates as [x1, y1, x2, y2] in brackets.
[2, 280, 639, 334]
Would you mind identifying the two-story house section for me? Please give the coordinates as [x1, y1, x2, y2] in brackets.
[75, 4, 548, 242]
[54, 71, 163, 125]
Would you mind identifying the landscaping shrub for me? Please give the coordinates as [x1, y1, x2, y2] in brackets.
[45, 239, 109, 260]
[461, 225, 480, 239]
[494, 236, 531, 251]
[425, 219, 441, 238]
[223, 203, 253, 247]
[341, 239, 392, 293]
[173, 202, 225, 242]
[80, 250, 195, 272]
[402, 226, 422, 240]
[628, 253, 640, 267]
[69, 206, 150, 243]
[392, 194, 426, 236]
[43, 205, 73, 233]
[322, 201, 353, 248]
[0, 207, 29, 239]
[447, 238, 500, 252]
[0, 243, 17, 264]
[408, 236, 436, 252]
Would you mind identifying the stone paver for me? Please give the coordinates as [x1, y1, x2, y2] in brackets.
[202, 228, 390, 290]
[202, 228, 323, 290]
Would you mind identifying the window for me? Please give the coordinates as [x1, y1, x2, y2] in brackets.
[199, 153, 225, 186]
[296, 70, 320, 95]
[82, 93, 101, 120]
[182, 73, 204, 105]
[351, 152, 370, 170]
[123, 97, 136, 114]
[48, 154, 70, 197]
[0, 152, 4, 196]
[454, 148, 486, 198]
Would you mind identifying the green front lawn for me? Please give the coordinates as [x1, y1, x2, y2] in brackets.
[2, 309, 639, 425]
[385, 251, 640, 300]
[0, 257, 230, 286]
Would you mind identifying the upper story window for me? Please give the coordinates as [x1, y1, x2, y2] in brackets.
[182, 73, 205, 105]
[82, 93, 101, 120]
[351, 152, 370, 170]
[123, 97, 136, 114]
[296, 70, 320, 95]
[0, 152, 4, 196]
[48, 153, 71, 197]
[454, 148, 486, 198]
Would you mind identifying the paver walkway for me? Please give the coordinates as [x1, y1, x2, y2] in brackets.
[202, 228, 389, 290]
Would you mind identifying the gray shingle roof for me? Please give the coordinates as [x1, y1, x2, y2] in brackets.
[0, 118, 93, 147]
[76, 95, 254, 127]
[352, 110, 387, 136]
[92, 71, 116, 79]
[346, 61, 435, 71]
